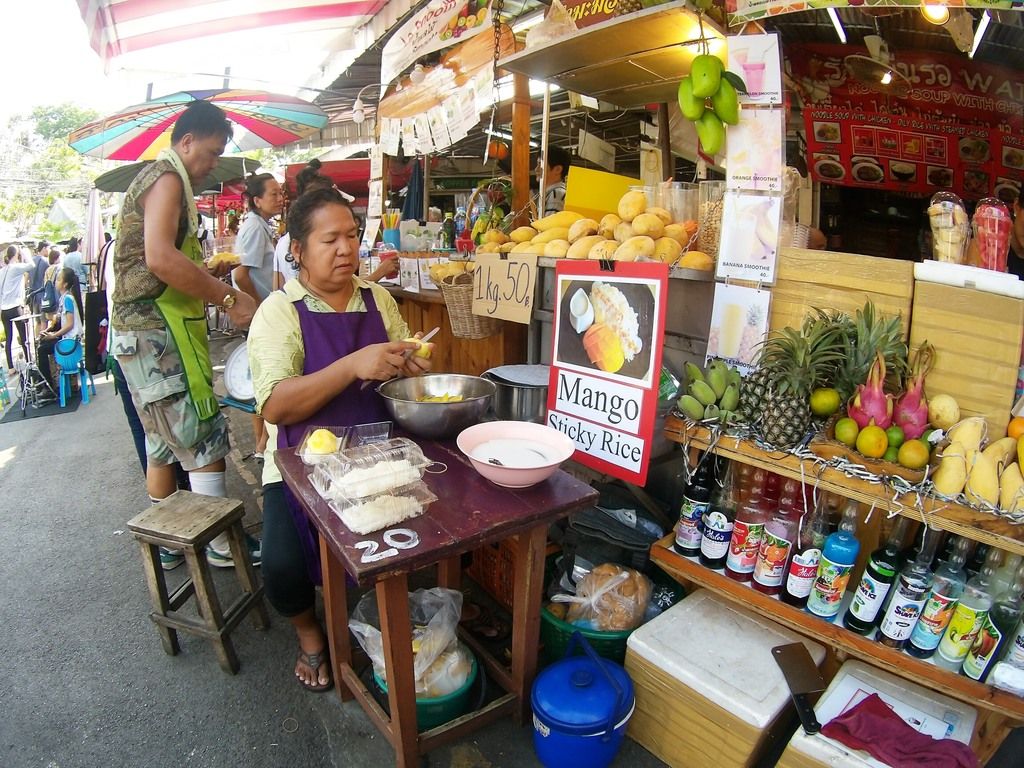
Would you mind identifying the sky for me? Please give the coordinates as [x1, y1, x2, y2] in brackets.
[2, 2, 145, 121]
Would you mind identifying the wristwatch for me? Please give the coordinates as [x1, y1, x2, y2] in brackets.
[220, 292, 236, 310]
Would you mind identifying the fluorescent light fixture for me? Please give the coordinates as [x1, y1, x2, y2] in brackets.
[880, 71, 893, 85]
[827, 8, 846, 44]
[969, 11, 991, 59]
[512, 12, 545, 33]
[922, 4, 949, 25]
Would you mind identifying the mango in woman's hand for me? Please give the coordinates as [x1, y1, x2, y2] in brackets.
[404, 337, 432, 359]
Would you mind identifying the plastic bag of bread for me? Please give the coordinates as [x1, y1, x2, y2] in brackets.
[419, 641, 474, 698]
[555, 563, 652, 631]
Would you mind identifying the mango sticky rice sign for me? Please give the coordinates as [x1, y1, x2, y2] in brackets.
[381, 0, 492, 86]
[547, 261, 669, 486]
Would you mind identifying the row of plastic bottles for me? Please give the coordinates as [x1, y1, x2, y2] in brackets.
[672, 454, 1024, 685]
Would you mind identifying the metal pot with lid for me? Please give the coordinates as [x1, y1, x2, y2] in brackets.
[482, 364, 550, 424]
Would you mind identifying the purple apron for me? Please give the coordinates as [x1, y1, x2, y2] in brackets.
[279, 286, 391, 584]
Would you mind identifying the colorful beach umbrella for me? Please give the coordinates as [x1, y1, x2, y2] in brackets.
[93, 157, 261, 194]
[68, 90, 329, 161]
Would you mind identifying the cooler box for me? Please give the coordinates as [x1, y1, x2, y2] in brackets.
[776, 660, 977, 768]
[624, 590, 826, 768]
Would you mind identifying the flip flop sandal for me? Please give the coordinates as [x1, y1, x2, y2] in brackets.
[460, 602, 483, 624]
[296, 649, 334, 693]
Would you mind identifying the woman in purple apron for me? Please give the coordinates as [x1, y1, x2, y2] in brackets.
[247, 188, 432, 692]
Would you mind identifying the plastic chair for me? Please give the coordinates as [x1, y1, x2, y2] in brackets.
[54, 338, 96, 407]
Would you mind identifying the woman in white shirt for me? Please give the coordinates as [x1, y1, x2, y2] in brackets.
[1, 245, 36, 374]
[37, 267, 83, 388]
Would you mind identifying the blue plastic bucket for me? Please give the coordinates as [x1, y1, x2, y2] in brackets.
[531, 631, 635, 768]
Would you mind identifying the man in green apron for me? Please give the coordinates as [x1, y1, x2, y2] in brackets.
[111, 101, 259, 571]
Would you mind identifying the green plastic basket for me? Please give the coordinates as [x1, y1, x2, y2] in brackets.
[373, 652, 478, 731]
[540, 607, 633, 665]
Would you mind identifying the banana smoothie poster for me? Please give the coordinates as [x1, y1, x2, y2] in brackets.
[547, 260, 669, 486]
[716, 191, 782, 284]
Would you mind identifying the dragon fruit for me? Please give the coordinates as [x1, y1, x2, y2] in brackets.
[847, 352, 895, 429]
[893, 342, 935, 439]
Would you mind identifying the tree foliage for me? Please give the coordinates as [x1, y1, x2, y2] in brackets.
[30, 103, 99, 143]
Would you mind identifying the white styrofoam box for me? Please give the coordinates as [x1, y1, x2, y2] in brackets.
[626, 589, 826, 729]
[786, 660, 977, 768]
[914, 261, 1024, 299]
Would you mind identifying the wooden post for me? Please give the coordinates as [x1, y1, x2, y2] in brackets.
[510, 72, 531, 227]
[422, 154, 431, 221]
[658, 103, 673, 182]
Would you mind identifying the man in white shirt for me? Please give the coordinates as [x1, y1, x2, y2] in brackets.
[536, 145, 572, 216]
[63, 237, 88, 290]
[1, 246, 36, 374]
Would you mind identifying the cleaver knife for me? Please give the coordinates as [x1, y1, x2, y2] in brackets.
[772, 643, 826, 735]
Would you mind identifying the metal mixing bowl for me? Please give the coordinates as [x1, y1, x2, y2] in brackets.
[377, 374, 496, 440]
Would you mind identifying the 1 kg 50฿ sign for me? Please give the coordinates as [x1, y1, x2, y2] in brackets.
[547, 260, 669, 486]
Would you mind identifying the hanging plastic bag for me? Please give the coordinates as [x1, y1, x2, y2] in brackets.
[526, 0, 578, 49]
[552, 563, 652, 632]
[349, 587, 462, 694]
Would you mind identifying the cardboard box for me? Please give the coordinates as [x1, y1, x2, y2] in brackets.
[776, 660, 976, 768]
[625, 590, 826, 768]
[909, 281, 1024, 439]
[770, 248, 915, 337]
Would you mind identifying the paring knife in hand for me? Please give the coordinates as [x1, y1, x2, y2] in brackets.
[360, 326, 440, 390]
[772, 643, 826, 735]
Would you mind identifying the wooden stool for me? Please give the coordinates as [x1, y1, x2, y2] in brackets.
[127, 490, 270, 673]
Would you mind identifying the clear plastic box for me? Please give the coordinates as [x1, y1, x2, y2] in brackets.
[297, 422, 394, 466]
[327, 480, 438, 535]
[309, 437, 430, 502]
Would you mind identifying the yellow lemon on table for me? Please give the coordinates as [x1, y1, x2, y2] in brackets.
[856, 425, 889, 459]
[306, 428, 337, 455]
[834, 417, 859, 447]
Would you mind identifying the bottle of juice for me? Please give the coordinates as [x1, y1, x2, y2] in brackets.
[782, 493, 830, 608]
[699, 460, 737, 570]
[877, 527, 940, 649]
[725, 489, 767, 583]
[962, 565, 1024, 682]
[990, 553, 1023, 599]
[935, 548, 1000, 671]
[752, 479, 802, 595]
[673, 454, 714, 558]
[907, 537, 969, 659]
[807, 500, 860, 621]
[843, 517, 909, 634]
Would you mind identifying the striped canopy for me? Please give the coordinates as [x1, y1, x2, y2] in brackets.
[68, 90, 329, 160]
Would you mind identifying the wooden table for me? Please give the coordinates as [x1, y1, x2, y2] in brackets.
[277, 440, 597, 768]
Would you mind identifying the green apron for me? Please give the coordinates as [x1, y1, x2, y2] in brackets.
[155, 233, 219, 421]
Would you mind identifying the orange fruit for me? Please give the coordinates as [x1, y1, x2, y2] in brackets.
[856, 425, 889, 459]
[898, 439, 930, 470]
[1007, 416, 1024, 440]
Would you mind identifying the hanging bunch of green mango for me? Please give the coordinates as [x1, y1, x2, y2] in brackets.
[677, 52, 747, 156]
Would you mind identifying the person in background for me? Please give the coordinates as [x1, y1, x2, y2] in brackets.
[234, 173, 284, 461]
[111, 100, 259, 572]
[248, 187, 432, 692]
[535, 145, 571, 216]
[36, 267, 83, 389]
[63, 237, 88, 290]
[1, 245, 35, 375]
[29, 241, 50, 332]
[273, 161, 334, 291]
[41, 249, 62, 326]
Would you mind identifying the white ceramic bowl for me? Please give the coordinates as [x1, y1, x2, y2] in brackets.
[457, 421, 575, 488]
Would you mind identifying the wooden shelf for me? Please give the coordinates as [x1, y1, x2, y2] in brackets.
[665, 416, 1024, 557]
[651, 537, 1024, 721]
[498, 2, 726, 108]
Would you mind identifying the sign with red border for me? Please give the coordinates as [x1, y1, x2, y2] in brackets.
[546, 260, 669, 486]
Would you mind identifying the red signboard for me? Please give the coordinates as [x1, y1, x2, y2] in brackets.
[546, 260, 669, 486]
[790, 43, 1024, 202]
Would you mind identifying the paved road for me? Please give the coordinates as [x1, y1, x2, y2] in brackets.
[1, 333, 1018, 768]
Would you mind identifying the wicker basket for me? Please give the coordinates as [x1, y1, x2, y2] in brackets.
[467, 539, 560, 610]
[438, 273, 503, 340]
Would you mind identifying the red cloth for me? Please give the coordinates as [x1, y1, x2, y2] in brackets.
[820, 693, 978, 768]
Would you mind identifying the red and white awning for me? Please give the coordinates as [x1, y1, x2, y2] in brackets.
[77, 1, 391, 64]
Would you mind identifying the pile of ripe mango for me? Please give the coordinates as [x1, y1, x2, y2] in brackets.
[677, 53, 746, 156]
[475, 190, 712, 270]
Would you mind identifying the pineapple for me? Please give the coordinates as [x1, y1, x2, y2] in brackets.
[830, 301, 908, 401]
[743, 314, 846, 449]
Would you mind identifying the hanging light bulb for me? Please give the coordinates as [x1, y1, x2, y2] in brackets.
[921, 3, 949, 25]
[351, 97, 365, 124]
[409, 64, 426, 85]
[880, 70, 893, 86]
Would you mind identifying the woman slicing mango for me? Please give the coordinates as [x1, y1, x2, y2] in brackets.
[247, 187, 433, 691]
